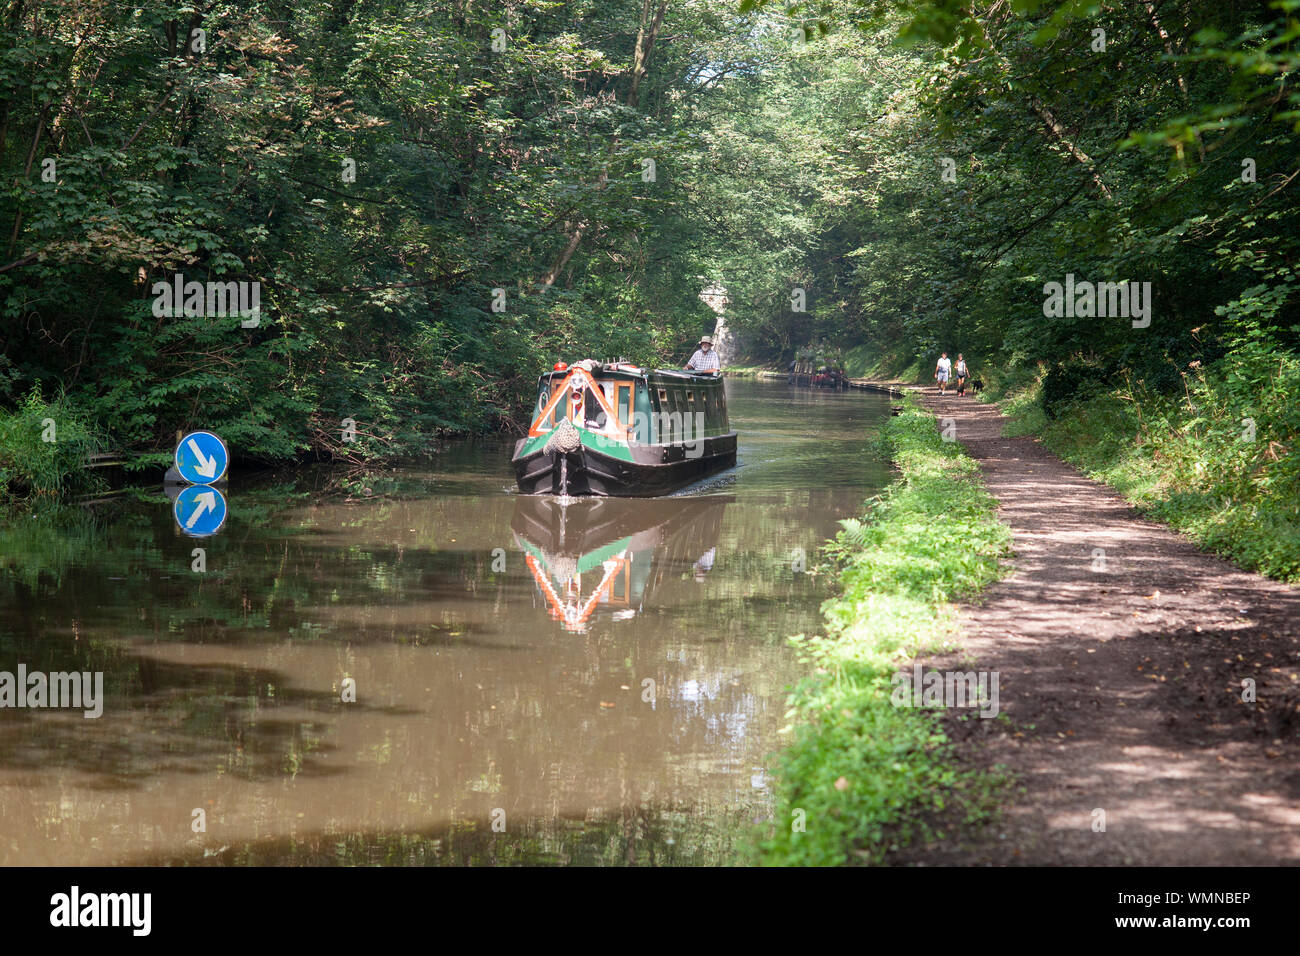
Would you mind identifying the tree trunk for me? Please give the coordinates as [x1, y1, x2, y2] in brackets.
[1145, 1, 1188, 100]
[974, 7, 1114, 201]
[1029, 98, 1113, 200]
[535, 0, 670, 290]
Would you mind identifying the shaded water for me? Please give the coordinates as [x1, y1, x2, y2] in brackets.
[0, 380, 891, 865]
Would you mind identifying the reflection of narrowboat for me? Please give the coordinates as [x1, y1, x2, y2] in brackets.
[511, 360, 737, 496]
[511, 494, 729, 632]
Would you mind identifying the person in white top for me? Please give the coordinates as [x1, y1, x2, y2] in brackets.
[935, 352, 952, 395]
[954, 353, 969, 396]
[685, 336, 721, 374]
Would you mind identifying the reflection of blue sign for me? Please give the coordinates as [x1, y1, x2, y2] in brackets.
[175, 431, 229, 485]
[173, 485, 228, 537]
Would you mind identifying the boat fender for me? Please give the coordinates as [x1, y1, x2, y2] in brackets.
[543, 418, 582, 456]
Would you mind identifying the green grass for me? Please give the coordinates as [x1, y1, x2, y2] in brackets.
[843, 344, 926, 383]
[997, 344, 1300, 582]
[725, 347, 926, 382]
[758, 395, 1012, 865]
[0, 387, 105, 502]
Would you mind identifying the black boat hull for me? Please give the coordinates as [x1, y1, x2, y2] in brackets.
[513, 432, 737, 497]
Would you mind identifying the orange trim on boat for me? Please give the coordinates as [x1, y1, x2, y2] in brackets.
[526, 368, 629, 441]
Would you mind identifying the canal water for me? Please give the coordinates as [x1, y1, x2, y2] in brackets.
[0, 379, 892, 865]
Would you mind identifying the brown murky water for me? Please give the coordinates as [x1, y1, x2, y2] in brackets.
[0, 380, 891, 865]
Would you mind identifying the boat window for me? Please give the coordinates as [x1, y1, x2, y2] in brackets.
[657, 388, 668, 404]
[533, 388, 555, 431]
[580, 387, 607, 429]
[617, 384, 632, 427]
[686, 391, 694, 405]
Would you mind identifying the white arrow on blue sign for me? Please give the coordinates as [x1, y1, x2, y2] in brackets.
[173, 485, 228, 537]
[174, 430, 229, 485]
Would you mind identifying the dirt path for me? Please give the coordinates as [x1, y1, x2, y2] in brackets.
[894, 387, 1300, 866]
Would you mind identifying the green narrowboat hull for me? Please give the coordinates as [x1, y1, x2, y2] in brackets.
[512, 430, 737, 497]
[513, 362, 735, 496]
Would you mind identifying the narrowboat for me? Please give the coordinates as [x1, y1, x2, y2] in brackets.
[788, 361, 848, 389]
[511, 359, 737, 496]
[511, 494, 730, 632]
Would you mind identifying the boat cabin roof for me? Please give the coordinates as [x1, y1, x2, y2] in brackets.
[538, 362, 719, 386]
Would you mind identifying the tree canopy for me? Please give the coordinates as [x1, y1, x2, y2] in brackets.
[2, 0, 1297, 470]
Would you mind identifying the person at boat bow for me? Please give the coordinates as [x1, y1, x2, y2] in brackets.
[686, 336, 720, 374]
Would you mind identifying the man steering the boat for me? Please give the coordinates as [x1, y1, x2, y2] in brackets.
[685, 335, 721, 374]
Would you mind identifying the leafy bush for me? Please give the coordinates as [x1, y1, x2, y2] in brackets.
[0, 388, 105, 501]
[0, 355, 18, 404]
[1042, 360, 1120, 420]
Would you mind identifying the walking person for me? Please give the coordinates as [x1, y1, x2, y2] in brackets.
[934, 352, 952, 395]
[954, 354, 969, 397]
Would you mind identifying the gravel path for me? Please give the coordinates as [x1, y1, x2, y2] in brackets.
[894, 387, 1300, 866]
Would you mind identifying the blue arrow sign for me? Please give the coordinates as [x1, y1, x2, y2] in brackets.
[173, 484, 228, 537]
[174, 430, 229, 485]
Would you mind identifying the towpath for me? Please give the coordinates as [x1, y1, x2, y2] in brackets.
[894, 387, 1300, 865]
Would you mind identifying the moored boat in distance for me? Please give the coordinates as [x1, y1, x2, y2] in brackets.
[512, 359, 737, 496]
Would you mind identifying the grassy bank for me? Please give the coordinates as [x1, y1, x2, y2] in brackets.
[759, 394, 1011, 865]
[0, 388, 105, 503]
[994, 341, 1300, 583]
[843, 344, 927, 384]
[727, 348, 926, 383]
